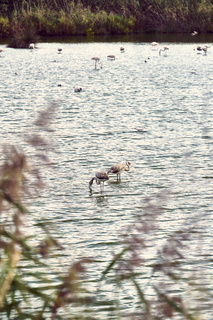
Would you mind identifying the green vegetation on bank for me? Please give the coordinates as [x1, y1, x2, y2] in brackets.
[0, 0, 213, 44]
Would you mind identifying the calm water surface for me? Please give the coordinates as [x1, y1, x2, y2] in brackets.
[0, 35, 212, 318]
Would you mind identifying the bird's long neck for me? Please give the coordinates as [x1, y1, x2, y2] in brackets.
[89, 177, 95, 190]
[125, 163, 130, 171]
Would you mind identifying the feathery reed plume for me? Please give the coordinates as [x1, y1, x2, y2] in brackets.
[99, 192, 210, 319]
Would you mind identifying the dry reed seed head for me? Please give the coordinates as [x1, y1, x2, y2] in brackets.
[160, 231, 191, 260]
[1, 147, 28, 174]
[26, 134, 49, 148]
[66, 259, 91, 280]
[34, 103, 58, 130]
[114, 193, 171, 278]
[153, 229, 193, 277]
[31, 167, 45, 190]
[52, 259, 92, 313]
[59, 259, 92, 292]
[12, 212, 24, 234]
[38, 236, 63, 257]
[0, 146, 29, 203]
[156, 291, 184, 318]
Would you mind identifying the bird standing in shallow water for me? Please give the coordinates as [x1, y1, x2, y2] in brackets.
[151, 42, 159, 50]
[159, 46, 169, 56]
[91, 57, 102, 69]
[89, 171, 109, 191]
[107, 161, 131, 181]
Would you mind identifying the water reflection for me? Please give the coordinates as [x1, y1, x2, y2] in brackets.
[90, 192, 109, 206]
[40, 32, 213, 44]
[1, 32, 213, 46]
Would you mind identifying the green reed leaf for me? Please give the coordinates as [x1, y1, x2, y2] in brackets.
[99, 246, 129, 282]
[131, 277, 151, 315]
[153, 285, 198, 320]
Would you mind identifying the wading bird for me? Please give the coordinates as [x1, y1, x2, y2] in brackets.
[201, 45, 210, 54]
[159, 46, 169, 56]
[195, 45, 209, 55]
[89, 171, 109, 191]
[202, 46, 208, 55]
[91, 56, 102, 69]
[151, 42, 159, 50]
[196, 45, 203, 52]
[107, 161, 131, 181]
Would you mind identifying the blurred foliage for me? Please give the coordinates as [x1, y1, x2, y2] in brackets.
[0, 16, 9, 37]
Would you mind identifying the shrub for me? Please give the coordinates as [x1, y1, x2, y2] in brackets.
[0, 16, 9, 37]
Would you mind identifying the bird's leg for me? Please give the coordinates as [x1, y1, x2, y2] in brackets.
[100, 182, 104, 192]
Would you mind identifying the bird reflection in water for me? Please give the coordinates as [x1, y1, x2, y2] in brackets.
[91, 193, 108, 206]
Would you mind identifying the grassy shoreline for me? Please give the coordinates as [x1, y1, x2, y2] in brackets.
[0, 0, 213, 45]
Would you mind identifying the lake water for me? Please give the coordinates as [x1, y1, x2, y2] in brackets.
[0, 34, 212, 319]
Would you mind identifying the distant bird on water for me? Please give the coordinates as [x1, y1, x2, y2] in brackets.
[89, 171, 109, 191]
[151, 42, 159, 50]
[120, 47, 125, 52]
[196, 45, 203, 52]
[191, 31, 198, 36]
[159, 46, 169, 56]
[195, 45, 209, 55]
[29, 43, 35, 49]
[58, 48, 62, 53]
[107, 161, 131, 181]
[74, 87, 82, 92]
[107, 55, 115, 60]
[135, 128, 147, 132]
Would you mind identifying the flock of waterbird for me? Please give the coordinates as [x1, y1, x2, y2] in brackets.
[0, 32, 211, 195]
[71, 36, 210, 92]
[89, 161, 131, 192]
[1, 32, 210, 71]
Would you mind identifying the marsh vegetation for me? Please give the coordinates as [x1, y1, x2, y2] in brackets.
[0, 0, 213, 47]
